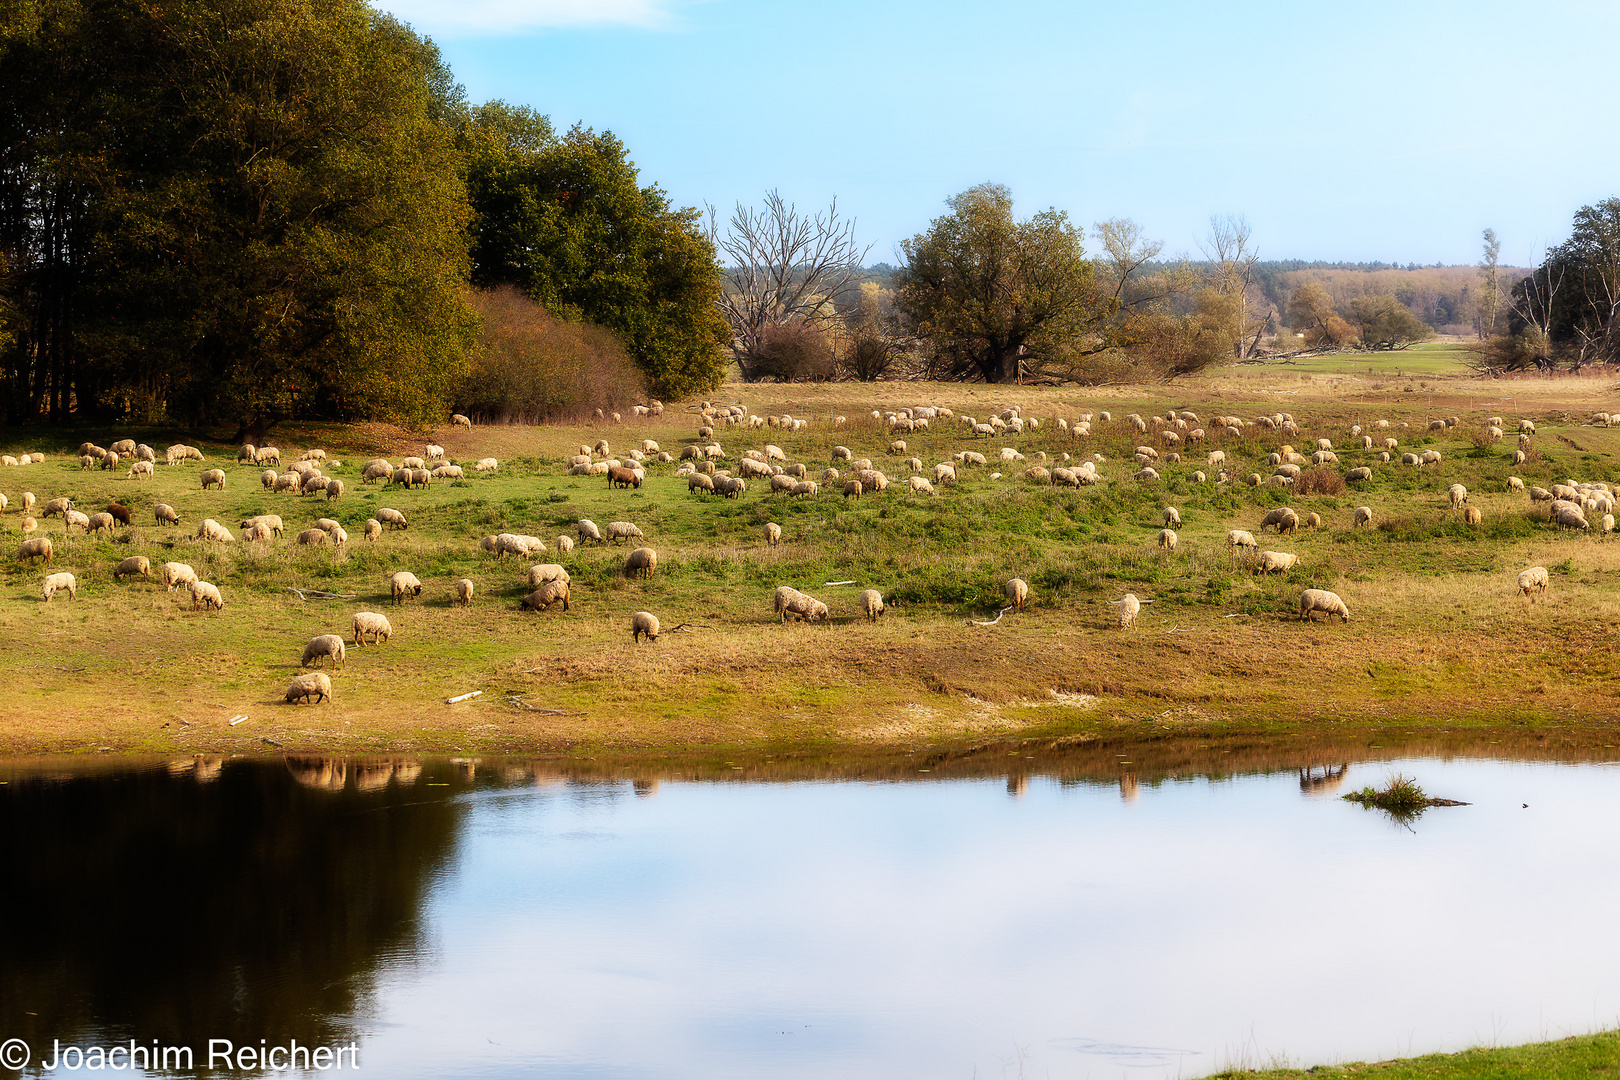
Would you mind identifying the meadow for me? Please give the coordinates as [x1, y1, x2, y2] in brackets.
[3, 356, 1620, 757]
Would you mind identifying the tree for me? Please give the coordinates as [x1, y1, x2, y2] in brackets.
[711, 190, 870, 382]
[1288, 281, 1355, 347]
[1351, 295, 1433, 350]
[839, 282, 903, 381]
[894, 184, 1103, 383]
[1478, 228, 1502, 338]
[1202, 214, 1268, 357]
[0, 0, 479, 435]
[461, 113, 730, 399]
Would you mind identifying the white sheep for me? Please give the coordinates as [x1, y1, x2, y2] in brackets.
[1004, 578, 1029, 610]
[631, 611, 660, 643]
[41, 571, 77, 601]
[605, 521, 645, 544]
[376, 507, 408, 529]
[624, 547, 658, 579]
[1254, 551, 1297, 575]
[861, 589, 885, 621]
[301, 634, 347, 669]
[285, 672, 332, 704]
[774, 585, 828, 623]
[1110, 594, 1142, 629]
[1157, 528, 1178, 553]
[522, 579, 572, 611]
[475, 458, 499, 472]
[113, 556, 152, 581]
[1226, 529, 1257, 552]
[555, 534, 575, 554]
[527, 564, 571, 589]
[1298, 588, 1349, 623]
[452, 413, 473, 428]
[390, 571, 423, 604]
[190, 580, 224, 611]
[161, 562, 196, 590]
[201, 468, 226, 490]
[453, 578, 474, 606]
[908, 476, 936, 496]
[352, 611, 393, 645]
[764, 522, 782, 546]
[1353, 506, 1373, 528]
[578, 519, 604, 544]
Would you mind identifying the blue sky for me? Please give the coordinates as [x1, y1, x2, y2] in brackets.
[376, 0, 1620, 268]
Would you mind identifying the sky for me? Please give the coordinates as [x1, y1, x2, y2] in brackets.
[373, 0, 1620, 269]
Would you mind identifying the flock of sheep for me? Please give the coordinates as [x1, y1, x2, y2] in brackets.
[5, 396, 1601, 709]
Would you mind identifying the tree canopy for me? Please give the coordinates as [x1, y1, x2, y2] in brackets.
[0, 0, 478, 435]
[460, 111, 729, 400]
[895, 185, 1104, 383]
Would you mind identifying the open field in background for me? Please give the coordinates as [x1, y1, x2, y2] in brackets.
[2, 362, 1620, 756]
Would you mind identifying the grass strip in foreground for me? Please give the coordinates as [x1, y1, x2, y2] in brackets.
[1210, 1029, 1620, 1077]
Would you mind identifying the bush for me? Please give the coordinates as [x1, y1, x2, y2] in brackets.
[1295, 467, 1346, 496]
[752, 321, 836, 382]
[462, 287, 645, 424]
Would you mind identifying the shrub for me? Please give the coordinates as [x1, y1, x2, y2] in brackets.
[1294, 467, 1345, 496]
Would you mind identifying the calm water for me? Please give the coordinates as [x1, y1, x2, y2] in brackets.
[2, 751, 1618, 1078]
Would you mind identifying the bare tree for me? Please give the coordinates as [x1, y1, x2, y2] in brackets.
[1092, 217, 1163, 303]
[710, 190, 870, 381]
[1201, 213, 1267, 357]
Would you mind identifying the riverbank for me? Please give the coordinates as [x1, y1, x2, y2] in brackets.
[1211, 1028, 1620, 1077]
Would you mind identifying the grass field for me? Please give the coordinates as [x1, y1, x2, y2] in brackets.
[1208, 1028, 1620, 1078]
[3, 363, 1620, 756]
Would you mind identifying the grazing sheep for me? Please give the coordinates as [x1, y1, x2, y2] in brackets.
[113, 556, 151, 581]
[377, 507, 408, 529]
[272, 472, 301, 493]
[687, 473, 716, 495]
[362, 461, 393, 484]
[301, 474, 330, 496]
[1298, 588, 1350, 623]
[1226, 529, 1258, 552]
[400, 455, 426, 470]
[526, 564, 570, 589]
[631, 610, 660, 643]
[453, 579, 474, 606]
[1255, 551, 1297, 576]
[1507, 476, 1525, 492]
[843, 479, 863, 499]
[352, 611, 393, 645]
[1346, 467, 1373, 482]
[201, 468, 226, 490]
[605, 521, 645, 544]
[1110, 594, 1142, 629]
[1448, 484, 1468, 508]
[196, 518, 234, 543]
[260, 468, 279, 489]
[63, 509, 89, 533]
[390, 571, 423, 604]
[1163, 506, 1181, 528]
[1156, 528, 1178, 553]
[578, 519, 604, 544]
[1353, 505, 1373, 528]
[161, 562, 196, 590]
[624, 547, 658, 579]
[324, 478, 344, 501]
[792, 480, 819, 497]
[764, 522, 782, 546]
[424, 443, 444, 460]
[41, 497, 71, 519]
[285, 672, 332, 705]
[555, 534, 575, 554]
[475, 458, 498, 472]
[1260, 507, 1299, 535]
[241, 514, 284, 536]
[41, 572, 77, 601]
[452, 413, 472, 427]
[774, 586, 828, 623]
[860, 589, 885, 621]
[190, 580, 224, 611]
[296, 528, 329, 546]
[521, 579, 572, 612]
[1463, 506, 1483, 526]
[237, 443, 257, 463]
[1004, 577, 1030, 610]
[255, 446, 281, 466]
[363, 518, 382, 541]
[301, 634, 347, 669]
[1553, 504, 1590, 531]
[125, 460, 154, 479]
[241, 522, 274, 543]
[908, 476, 936, 496]
[18, 537, 54, 564]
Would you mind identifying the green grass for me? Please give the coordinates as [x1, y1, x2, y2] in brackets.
[1207, 1028, 1620, 1078]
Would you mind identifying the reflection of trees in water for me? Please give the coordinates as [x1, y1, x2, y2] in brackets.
[0, 756, 464, 1068]
[1298, 764, 1350, 796]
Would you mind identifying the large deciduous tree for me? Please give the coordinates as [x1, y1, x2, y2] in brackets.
[894, 184, 1104, 383]
[461, 111, 730, 399]
[0, 0, 479, 436]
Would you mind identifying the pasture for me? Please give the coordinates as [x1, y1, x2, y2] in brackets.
[2, 367, 1620, 756]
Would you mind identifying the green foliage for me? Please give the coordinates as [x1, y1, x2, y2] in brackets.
[1351, 294, 1435, 350]
[896, 184, 1104, 383]
[460, 114, 729, 399]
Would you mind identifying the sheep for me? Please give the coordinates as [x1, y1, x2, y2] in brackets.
[241, 514, 284, 536]
[355, 518, 379, 543]
[452, 412, 473, 428]
[475, 457, 499, 473]
[161, 562, 196, 590]
[526, 564, 570, 589]
[448, 578, 474, 607]
[82, 512, 115, 538]
[377, 508, 408, 529]
[352, 611, 393, 645]
[1226, 529, 1258, 552]
[322, 478, 344, 501]
[1347, 467, 1373, 482]
[605, 521, 645, 544]
[1254, 550, 1297, 576]
[624, 547, 658, 579]
[578, 519, 604, 544]
[1163, 506, 1181, 528]
[424, 443, 444, 461]
[1353, 506, 1373, 528]
[285, 672, 332, 705]
[237, 443, 257, 463]
[196, 518, 234, 543]
[400, 455, 426, 470]
[296, 528, 329, 546]
[113, 556, 151, 581]
[521, 579, 572, 611]
[908, 476, 937, 496]
[63, 509, 89, 534]
[125, 460, 154, 479]
[860, 588, 886, 621]
[1553, 504, 1590, 531]
[301, 474, 331, 496]
[1110, 594, 1142, 629]
[19, 537, 55, 569]
[272, 472, 301, 493]
[100, 451, 119, 472]
[301, 634, 347, 669]
[1464, 506, 1483, 526]
[201, 468, 226, 490]
[1420, 449, 1443, 466]
[390, 571, 423, 604]
[774, 586, 828, 623]
[1004, 577, 1030, 610]
[259, 468, 279, 489]
[687, 473, 716, 495]
[843, 479, 863, 499]
[255, 446, 282, 466]
[41, 497, 71, 519]
[241, 522, 275, 543]
[41, 571, 77, 601]
[190, 580, 224, 612]
[361, 461, 394, 485]
[1260, 507, 1299, 534]
[1298, 588, 1350, 623]
[764, 522, 782, 546]
[631, 610, 660, 643]
[1156, 528, 1178, 553]
[555, 534, 575, 554]
[19, 492, 33, 514]
[792, 480, 819, 497]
